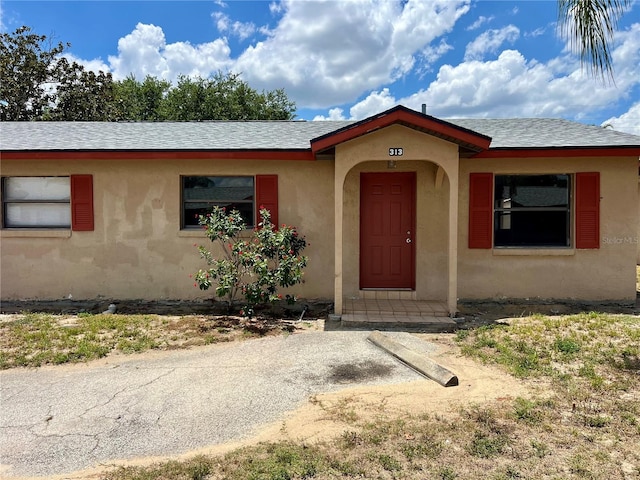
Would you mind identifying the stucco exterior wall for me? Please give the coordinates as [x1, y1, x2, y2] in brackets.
[0, 158, 335, 301]
[2, 132, 637, 306]
[458, 156, 638, 301]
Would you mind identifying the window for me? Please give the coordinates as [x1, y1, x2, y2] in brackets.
[182, 175, 278, 229]
[494, 174, 570, 247]
[1, 175, 94, 230]
[3, 177, 71, 228]
[468, 172, 599, 250]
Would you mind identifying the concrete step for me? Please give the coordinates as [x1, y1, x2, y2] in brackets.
[341, 314, 458, 332]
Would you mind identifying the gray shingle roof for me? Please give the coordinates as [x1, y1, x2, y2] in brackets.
[447, 118, 640, 149]
[0, 121, 353, 151]
[1, 117, 638, 151]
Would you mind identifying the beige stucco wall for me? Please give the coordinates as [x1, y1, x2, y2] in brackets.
[0, 158, 335, 301]
[458, 156, 638, 301]
[2, 130, 637, 306]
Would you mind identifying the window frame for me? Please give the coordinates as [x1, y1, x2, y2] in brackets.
[1, 176, 72, 229]
[493, 174, 572, 249]
[181, 175, 256, 229]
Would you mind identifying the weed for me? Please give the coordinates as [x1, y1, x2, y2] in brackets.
[569, 454, 593, 478]
[467, 430, 510, 458]
[340, 430, 362, 448]
[554, 336, 581, 355]
[578, 363, 605, 389]
[378, 454, 401, 471]
[530, 438, 550, 458]
[439, 466, 458, 479]
[455, 329, 470, 340]
[583, 414, 610, 428]
[513, 397, 543, 424]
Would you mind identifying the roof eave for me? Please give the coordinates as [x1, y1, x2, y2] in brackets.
[471, 146, 640, 158]
[310, 105, 492, 154]
[0, 149, 317, 161]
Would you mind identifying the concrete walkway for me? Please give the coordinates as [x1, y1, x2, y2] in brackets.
[0, 329, 436, 478]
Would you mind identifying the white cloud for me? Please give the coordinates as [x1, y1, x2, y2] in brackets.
[335, 22, 640, 121]
[420, 39, 454, 65]
[234, 0, 470, 108]
[63, 53, 110, 74]
[525, 26, 547, 38]
[69, 4, 637, 129]
[212, 12, 229, 32]
[349, 88, 397, 119]
[603, 101, 640, 135]
[107, 23, 232, 81]
[466, 15, 494, 31]
[212, 12, 256, 40]
[313, 107, 347, 121]
[464, 25, 520, 61]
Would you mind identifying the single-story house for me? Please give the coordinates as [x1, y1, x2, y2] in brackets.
[1, 105, 639, 317]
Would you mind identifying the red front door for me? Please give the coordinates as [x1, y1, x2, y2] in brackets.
[360, 172, 416, 289]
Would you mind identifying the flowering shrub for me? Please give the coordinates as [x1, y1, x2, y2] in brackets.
[193, 206, 308, 317]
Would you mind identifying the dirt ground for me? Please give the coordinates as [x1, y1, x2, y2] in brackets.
[33, 328, 541, 480]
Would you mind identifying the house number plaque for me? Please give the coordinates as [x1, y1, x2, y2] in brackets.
[388, 147, 404, 156]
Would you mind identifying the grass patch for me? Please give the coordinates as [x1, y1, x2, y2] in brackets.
[0, 312, 304, 369]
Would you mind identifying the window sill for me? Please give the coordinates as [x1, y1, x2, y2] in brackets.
[493, 248, 575, 256]
[177, 229, 207, 238]
[177, 229, 254, 238]
[1, 229, 72, 238]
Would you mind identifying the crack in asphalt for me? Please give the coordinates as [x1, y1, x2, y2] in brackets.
[80, 368, 176, 418]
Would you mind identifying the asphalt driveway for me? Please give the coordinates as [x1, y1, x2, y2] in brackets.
[0, 329, 434, 478]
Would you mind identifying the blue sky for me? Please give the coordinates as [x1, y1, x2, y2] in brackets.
[1, 0, 639, 133]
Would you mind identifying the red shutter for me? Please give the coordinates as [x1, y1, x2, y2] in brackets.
[71, 175, 94, 231]
[255, 175, 278, 229]
[575, 172, 600, 249]
[469, 173, 493, 249]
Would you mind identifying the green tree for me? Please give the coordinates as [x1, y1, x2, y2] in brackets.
[0, 26, 68, 120]
[49, 58, 118, 121]
[558, 0, 631, 81]
[0, 26, 117, 121]
[113, 74, 171, 121]
[0, 26, 292, 121]
[162, 72, 295, 121]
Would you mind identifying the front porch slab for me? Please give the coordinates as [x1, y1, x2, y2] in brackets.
[341, 298, 457, 332]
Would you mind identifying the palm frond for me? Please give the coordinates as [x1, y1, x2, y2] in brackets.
[558, 0, 630, 82]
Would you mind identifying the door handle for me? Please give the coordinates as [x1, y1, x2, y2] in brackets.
[406, 238, 412, 243]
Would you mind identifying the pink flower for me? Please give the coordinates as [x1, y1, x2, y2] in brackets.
[193, 283, 197, 287]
